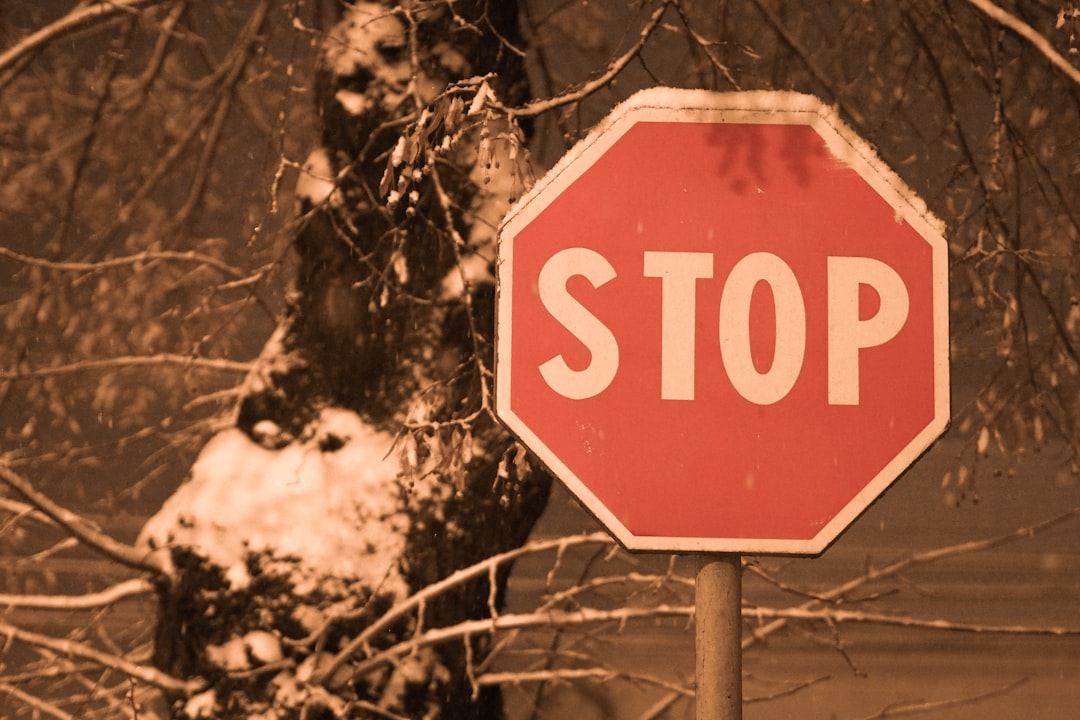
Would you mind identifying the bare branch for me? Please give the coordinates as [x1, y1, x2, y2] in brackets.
[345, 604, 695, 682]
[348, 554, 1080, 687]
[745, 675, 831, 704]
[310, 532, 615, 685]
[749, 606, 1080, 637]
[0, 353, 253, 381]
[748, 0, 861, 125]
[0, 0, 164, 78]
[963, 0, 1080, 87]
[0, 246, 251, 281]
[854, 678, 1027, 719]
[507, 0, 674, 118]
[537, 571, 693, 612]
[476, 666, 693, 698]
[743, 506, 1080, 649]
[0, 578, 154, 610]
[169, 0, 273, 230]
[0, 464, 168, 576]
[0, 619, 200, 696]
[97, 0, 272, 241]
[0, 497, 57, 528]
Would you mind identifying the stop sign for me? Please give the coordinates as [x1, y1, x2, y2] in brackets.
[495, 89, 949, 554]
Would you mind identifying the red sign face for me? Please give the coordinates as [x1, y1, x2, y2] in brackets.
[496, 90, 949, 554]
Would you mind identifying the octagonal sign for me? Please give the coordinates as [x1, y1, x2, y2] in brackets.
[495, 89, 949, 554]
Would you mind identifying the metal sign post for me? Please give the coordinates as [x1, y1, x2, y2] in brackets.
[696, 554, 742, 719]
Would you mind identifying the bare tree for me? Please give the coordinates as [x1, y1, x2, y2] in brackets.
[1, 1, 1079, 718]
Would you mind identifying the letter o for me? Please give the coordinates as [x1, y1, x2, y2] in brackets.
[719, 252, 806, 405]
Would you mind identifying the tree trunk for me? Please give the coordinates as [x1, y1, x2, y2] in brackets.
[139, 2, 549, 717]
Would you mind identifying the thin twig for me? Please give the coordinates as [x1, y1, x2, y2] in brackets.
[743, 506, 1080, 649]
[0, 246, 249, 280]
[169, 0, 270, 231]
[0, 353, 253, 380]
[426, 152, 496, 415]
[963, 0, 1080, 87]
[854, 677, 1028, 719]
[538, 571, 693, 612]
[90, 0, 272, 248]
[744, 674, 830, 704]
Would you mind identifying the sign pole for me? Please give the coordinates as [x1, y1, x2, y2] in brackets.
[696, 554, 742, 720]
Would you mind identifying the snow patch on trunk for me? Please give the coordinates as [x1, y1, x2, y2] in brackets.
[138, 408, 407, 597]
[295, 148, 338, 206]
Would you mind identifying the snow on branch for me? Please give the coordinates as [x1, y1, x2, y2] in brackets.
[964, 0, 1080, 87]
[345, 604, 696, 682]
[0, 353, 253, 381]
[312, 507, 1080, 695]
[0, 246, 254, 282]
[0, 578, 154, 610]
[0, 464, 168, 576]
[0, 0, 162, 79]
[475, 666, 694, 699]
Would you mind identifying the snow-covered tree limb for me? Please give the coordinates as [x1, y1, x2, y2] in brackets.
[0, 578, 154, 610]
[0, 354, 253, 381]
[474, 666, 694, 699]
[0, 246, 255, 282]
[0, 464, 168, 576]
[0, 0, 165, 79]
[345, 604, 696, 682]
[963, 0, 1080, 87]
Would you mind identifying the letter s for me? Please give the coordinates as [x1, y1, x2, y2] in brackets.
[537, 248, 619, 399]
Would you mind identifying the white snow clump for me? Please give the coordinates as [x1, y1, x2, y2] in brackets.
[322, 2, 409, 115]
[138, 408, 408, 598]
[295, 148, 338, 206]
